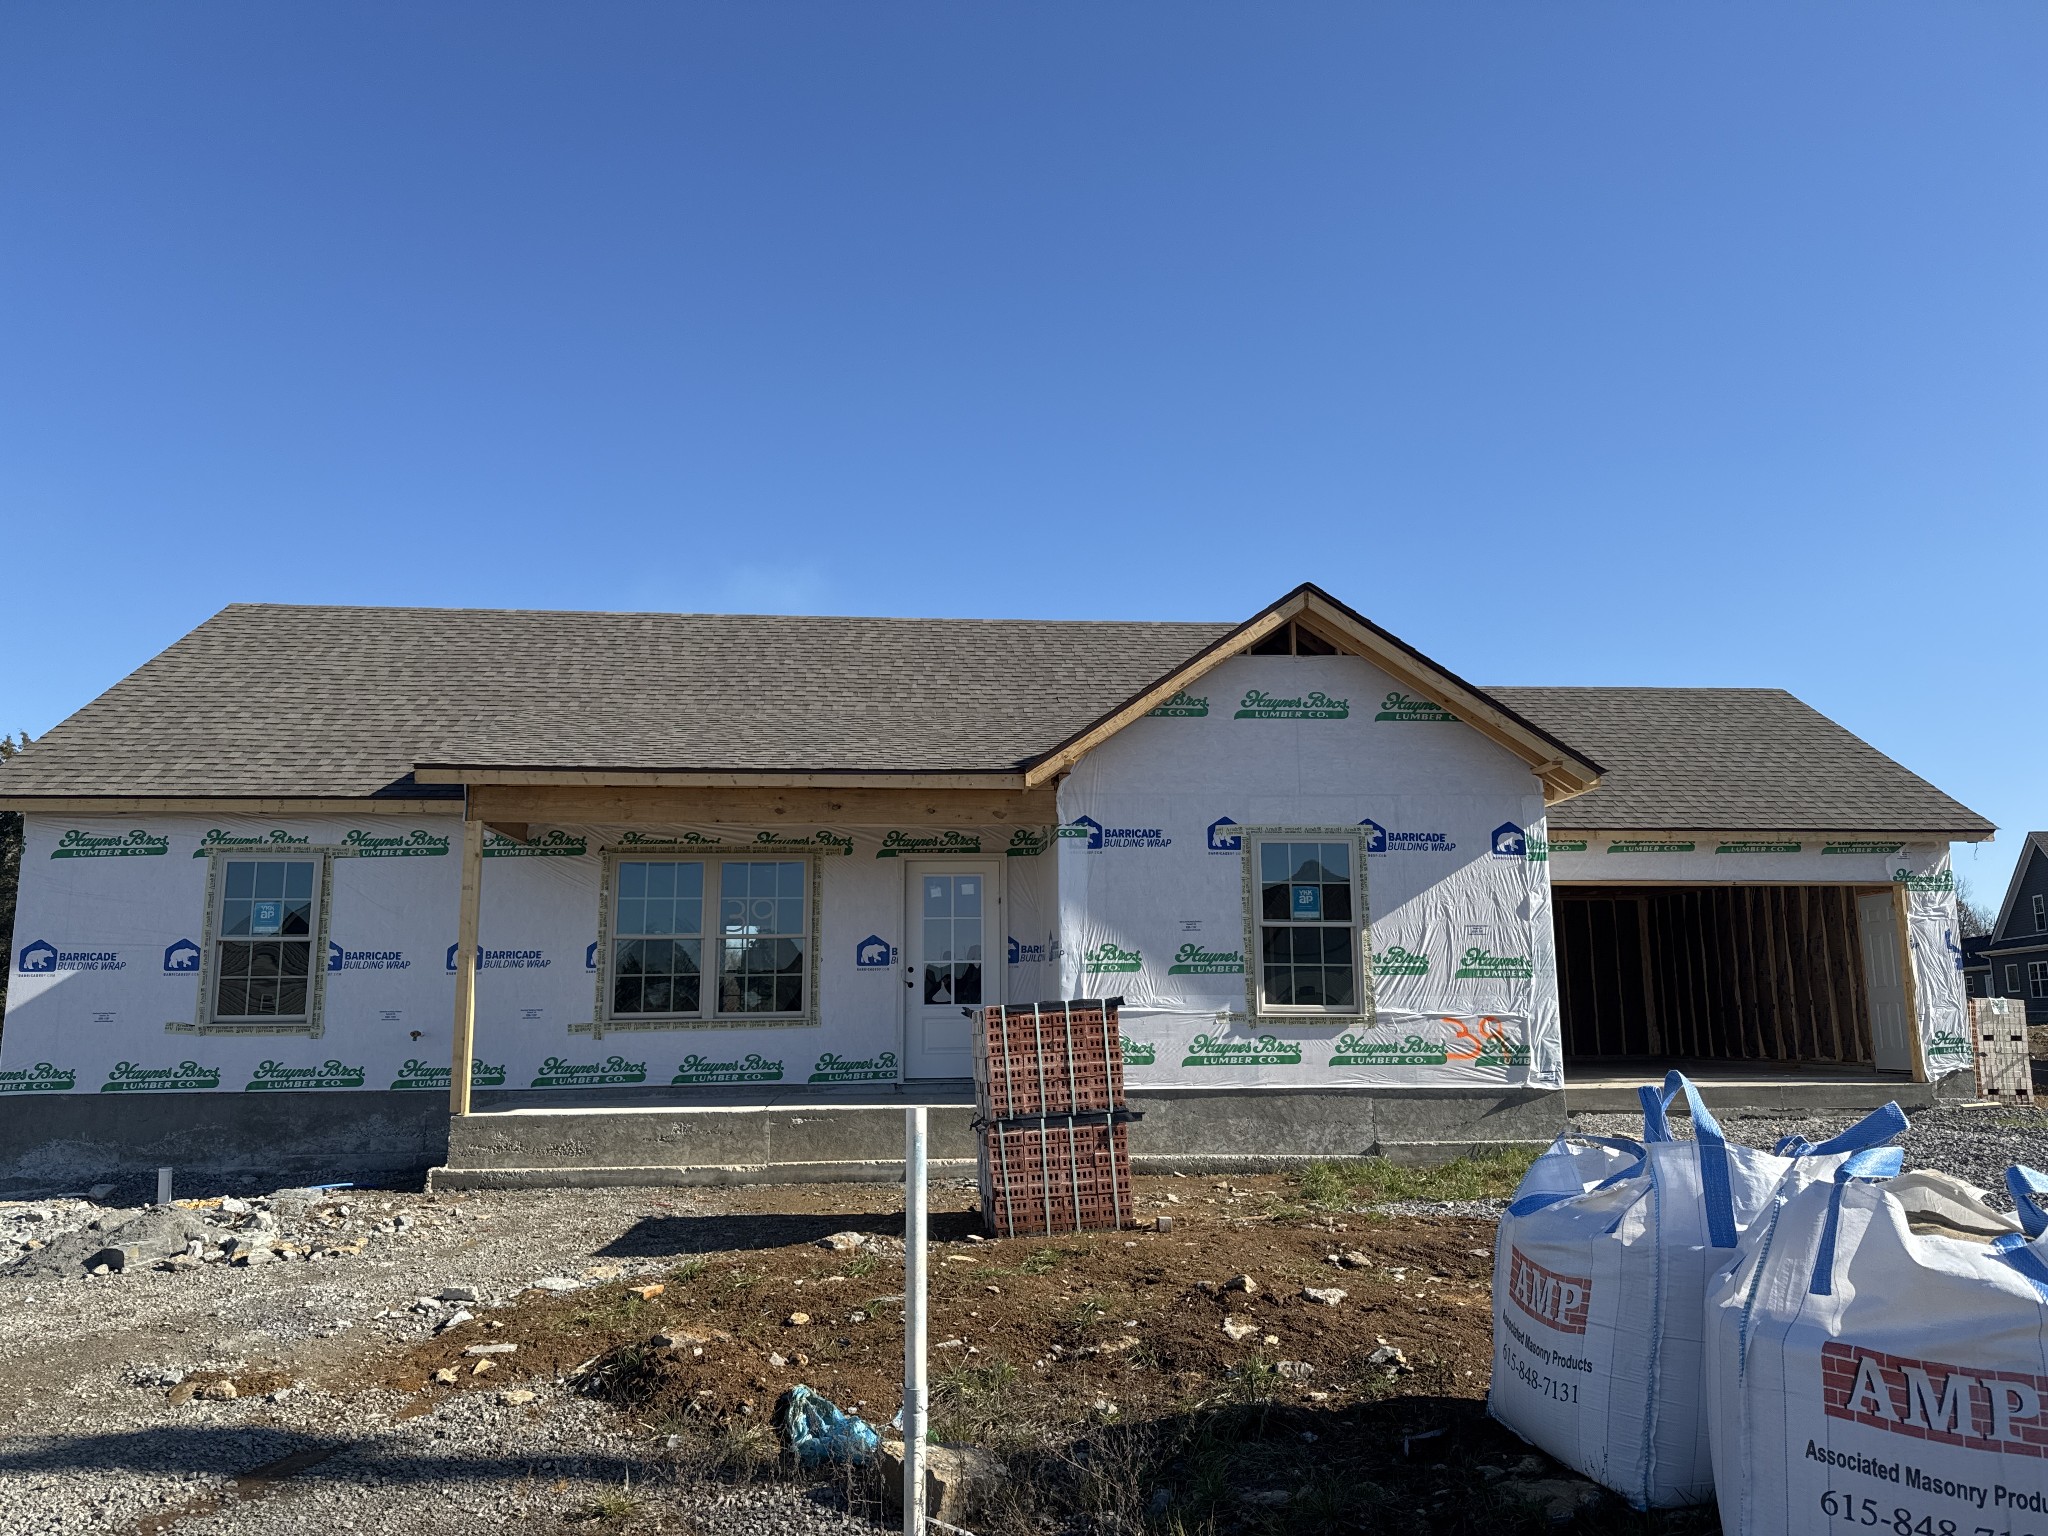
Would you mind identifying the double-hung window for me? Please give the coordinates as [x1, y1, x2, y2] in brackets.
[2034, 893, 2046, 933]
[607, 857, 809, 1024]
[2010, 963, 2024, 997]
[1252, 836, 1365, 1013]
[211, 857, 321, 1025]
[2031, 960, 2048, 1001]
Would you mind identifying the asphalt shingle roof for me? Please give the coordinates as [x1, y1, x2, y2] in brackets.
[0, 604, 1992, 839]
[1487, 686, 1992, 837]
[0, 604, 1238, 795]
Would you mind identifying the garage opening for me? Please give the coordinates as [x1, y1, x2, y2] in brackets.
[1554, 884, 1900, 1068]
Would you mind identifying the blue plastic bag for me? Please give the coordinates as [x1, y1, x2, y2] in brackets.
[781, 1384, 880, 1467]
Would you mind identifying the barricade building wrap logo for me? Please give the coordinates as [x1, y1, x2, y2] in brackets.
[877, 830, 981, 858]
[18, 941, 124, 974]
[1359, 819, 1456, 856]
[194, 828, 311, 857]
[1377, 945, 1429, 977]
[1206, 817, 1241, 854]
[1166, 944, 1243, 975]
[1491, 823, 1527, 859]
[1120, 1037, 1156, 1067]
[446, 945, 551, 971]
[531, 1055, 647, 1088]
[1819, 1342, 2048, 1461]
[1146, 689, 1209, 717]
[672, 1053, 785, 1086]
[0, 1062, 77, 1093]
[164, 939, 202, 973]
[1083, 942, 1144, 975]
[1007, 936, 1047, 966]
[1005, 828, 1052, 858]
[1180, 1034, 1304, 1068]
[1330, 1032, 1446, 1067]
[391, 1059, 506, 1091]
[1235, 689, 1349, 721]
[102, 1060, 222, 1093]
[1455, 947, 1533, 981]
[51, 828, 170, 859]
[809, 1051, 898, 1084]
[1063, 816, 1172, 851]
[1507, 1247, 1592, 1334]
[328, 941, 411, 972]
[484, 830, 588, 858]
[855, 936, 895, 969]
[245, 1059, 366, 1091]
[343, 828, 450, 858]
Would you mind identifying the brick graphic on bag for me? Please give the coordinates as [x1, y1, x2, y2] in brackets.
[1507, 1247, 1592, 1334]
[1821, 1343, 2048, 1457]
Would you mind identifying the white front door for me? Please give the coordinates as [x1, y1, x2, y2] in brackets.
[904, 862, 998, 1079]
[1857, 891, 1913, 1073]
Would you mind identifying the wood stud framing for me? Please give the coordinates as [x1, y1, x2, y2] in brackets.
[1556, 884, 1883, 1066]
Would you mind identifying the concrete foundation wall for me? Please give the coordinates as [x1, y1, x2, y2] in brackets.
[0, 1082, 1568, 1195]
[0, 1091, 450, 1196]
[426, 1085, 1565, 1190]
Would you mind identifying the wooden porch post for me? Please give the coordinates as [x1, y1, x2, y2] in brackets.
[449, 812, 485, 1115]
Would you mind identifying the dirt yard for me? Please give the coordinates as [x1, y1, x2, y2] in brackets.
[1, 1152, 1742, 1536]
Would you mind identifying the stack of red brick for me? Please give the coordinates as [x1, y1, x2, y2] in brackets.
[973, 1000, 1134, 1236]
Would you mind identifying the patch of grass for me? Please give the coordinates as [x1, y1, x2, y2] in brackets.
[843, 1250, 881, 1279]
[933, 1357, 1025, 1443]
[569, 1292, 653, 1331]
[719, 1267, 760, 1297]
[575, 1487, 638, 1523]
[667, 1257, 708, 1285]
[1294, 1148, 1538, 1210]
[1020, 1246, 1064, 1275]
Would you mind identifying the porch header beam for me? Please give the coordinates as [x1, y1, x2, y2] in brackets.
[467, 782, 1058, 827]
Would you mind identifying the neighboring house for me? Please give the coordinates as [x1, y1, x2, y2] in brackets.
[0, 584, 1993, 1183]
[1962, 933, 1993, 999]
[1980, 831, 2048, 1025]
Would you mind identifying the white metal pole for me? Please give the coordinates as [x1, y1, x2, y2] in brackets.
[904, 1106, 928, 1535]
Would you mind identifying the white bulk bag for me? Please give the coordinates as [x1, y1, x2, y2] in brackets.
[1489, 1073, 1907, 1508]
[1706, 1161, 2048, 1536]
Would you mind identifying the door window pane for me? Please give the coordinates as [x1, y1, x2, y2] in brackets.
[921, 874, 984, 1013]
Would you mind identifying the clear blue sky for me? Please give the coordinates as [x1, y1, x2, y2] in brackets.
[3, 5, 2042, 906]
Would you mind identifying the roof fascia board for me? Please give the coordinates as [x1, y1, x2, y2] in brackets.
[1989, 834, 2048, 937]
[1552, 827, 1992, 844]
[413, 767, 1030, 791]
[1290, 590, 1604, 798]
[0, 797, 462, 816]
[1022, 584, 1605, 801]
[1019, 600, 1302, 787]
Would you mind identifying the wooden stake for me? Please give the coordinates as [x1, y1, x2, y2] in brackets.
[449, 814, 484, 1116]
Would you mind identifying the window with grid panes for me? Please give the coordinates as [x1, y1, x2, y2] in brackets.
[2031, 960, 2048, 1001]
[606, 857, 808, 1021]
[717, 861, 807, 1015]
[1254, 838, 1361, 1012]
[212, 858, 318, 1022]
